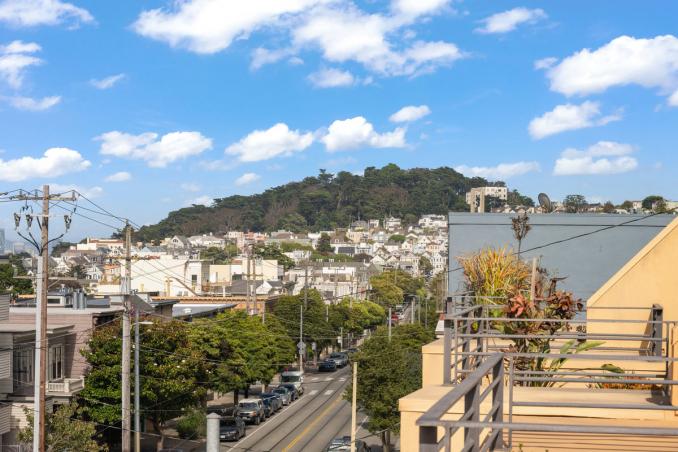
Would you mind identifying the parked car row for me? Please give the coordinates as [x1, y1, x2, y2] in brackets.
[221, 374, 305, 442]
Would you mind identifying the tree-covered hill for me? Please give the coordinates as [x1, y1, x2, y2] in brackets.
[135, 164, 532, 242]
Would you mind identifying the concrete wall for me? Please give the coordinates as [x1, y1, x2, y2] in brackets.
[447, 213, 674, 300]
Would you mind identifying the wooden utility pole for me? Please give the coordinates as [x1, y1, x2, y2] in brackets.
[122, 222, 132, 452]
[350, 361, 358, 452]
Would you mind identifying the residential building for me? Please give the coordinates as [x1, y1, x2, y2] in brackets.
[465, 186, 509, 212]
[384, 217, 402, 231]
[418, 214, 447, 229]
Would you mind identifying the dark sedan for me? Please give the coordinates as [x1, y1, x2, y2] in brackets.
[260, 392, 283, 412]
[319, 359, 338, 372]
[219, 417, 246, 442]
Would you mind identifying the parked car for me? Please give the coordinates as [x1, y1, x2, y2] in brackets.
[346, 348, 359, 355]
[272, 386, 292, 405]
[278, 383, 299, 401]
[235, 398, 265, 425]
[260, 392, 283, 412]
[319, 359, 338, 372]
[325, 436, 369, 451]
[261, 396, 276, 418]
[281, 369, 305, 395]
[219, 417, 246, 441]
[329, 352, 349, 368]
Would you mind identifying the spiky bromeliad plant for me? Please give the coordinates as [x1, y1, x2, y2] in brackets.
[459, 247, 601, 386]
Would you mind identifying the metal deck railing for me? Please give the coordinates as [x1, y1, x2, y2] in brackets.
[417, 297, 678, 451]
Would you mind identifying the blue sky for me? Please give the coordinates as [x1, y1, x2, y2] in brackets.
[0, 0, 677, 240]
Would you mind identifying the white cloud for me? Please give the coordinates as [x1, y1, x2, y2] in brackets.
[133, 0, 325, 54]
[670, 89, 678, 106]
[105, 171, 131, 182]
[476, 7, 546, 34]
[545, 35, 678, 105]
[534, 56, 557, 70]
[0, 147, 90, 182]
[392, 0, 450, 17]
[235, 172, 261, 186]
[322, 116, 406, 152]
[6, 95, 60, 111]
[180, 182, 200, 192]
[528, 101, 622, 139]
[0, 40, 42, 88]
[225, 123, 313, 162]
[454, 161, 540, 180]
[96, 130, 213, 168]
[51, 183, 103, 198]
[554, 141, 638, 176]
[0, 0, 93, 27]
[250, 47, 295, 71]
[389, 104, 430, 122]
[185, 195, 213, 206]
[90, 73, 125, 90]
[308, 68, 355, 88]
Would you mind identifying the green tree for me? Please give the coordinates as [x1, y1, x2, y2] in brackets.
[507, 189, 534, 207]
[642, 195, 664, 210]
[563, 194, 587, 213]
[79, 320, 208, 450]
[316, 233, 333, 254]
[0, 255, 34, 295]
[328, 299, 386, 336]
[277, 212, 308, 232]
[620, 200, 634, 211]
[51, 241, 75, 257]
[388, 234, 406, 244]
[484, 195, 505, 212]
[253, 243, 295, 270]
[369, 276, 403, 308]
[19, 402, 106, 452]
[272, 290, 333, 356]
[419, 256, 433, 276]
[68, 264, 85, 278]
[602, 201, 615, 213]
[200, 246, 230, 263]
[654, 199, 668, 213]
[346, 324, 434, 452]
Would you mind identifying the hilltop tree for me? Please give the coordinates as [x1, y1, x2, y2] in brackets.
[642, 195, 664, 210]
[253, 243, 295, 270]
[316, 233, 333, 254]
[602, 201, 615, 213]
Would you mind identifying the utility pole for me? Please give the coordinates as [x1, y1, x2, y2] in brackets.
[299, 304, 304, 370]
[122, 222, 132, 452]
[12, 186, 74, 452]
[350, 361, 358, 452]
[388, 307, 392, 342]
[246, 245, 251, 314]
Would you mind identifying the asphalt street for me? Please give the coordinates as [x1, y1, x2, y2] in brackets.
[220, 365, 371, 452]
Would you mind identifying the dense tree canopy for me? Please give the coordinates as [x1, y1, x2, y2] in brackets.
[0, 254, 33, 295]
[134, 164, 526, 242]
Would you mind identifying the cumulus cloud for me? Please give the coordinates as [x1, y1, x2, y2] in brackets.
[133, 0, 324, 54]
[225, 123, 313, 162]
[105, 171, 131, 182]
[321, 116, 406, 152]
[0, 0, 93, 27]
[308, 68, 355, 88]
[0, 147, 90, 182]
[528, 101, 622, 139]
[235, 172, 261, 186]
[454, 161, 540, 180]
[389, 104, 430, 122]
[553, 141, 638, 176]
[0, 40, 42, 88]
[51, 183, 103, 198]
[90, 73, 125, 90]
[475, 7, 546, 34]
[534, 56, 557, 70]
[543, 35, 678, 105]
[133, 0, 464, 79]
[6, 95, 60, 111]
[96, 130, 213, 167]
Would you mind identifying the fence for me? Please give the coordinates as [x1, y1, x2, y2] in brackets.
[417, 297, 678, 451]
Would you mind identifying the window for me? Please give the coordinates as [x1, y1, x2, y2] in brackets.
[49, 344, 64, 381]
[13, 346, 34, 386]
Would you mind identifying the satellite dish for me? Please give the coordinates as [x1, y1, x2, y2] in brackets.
[538, 193, 553, 213]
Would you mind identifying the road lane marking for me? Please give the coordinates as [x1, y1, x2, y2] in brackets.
[309, 389, 319, 396]
[325, 377, 333, 381]
[339, 377, 346, 382]
[324, 389, 334, 396]
[281, 394, 343, 452]
[311, 377, 319, 381]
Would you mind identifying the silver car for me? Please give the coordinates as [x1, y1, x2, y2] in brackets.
[272, 386, 292, 405]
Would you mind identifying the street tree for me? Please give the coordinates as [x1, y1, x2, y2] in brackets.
[346, 324, 434, 452]
[419, 256, 433, 276]
[563, 194, 587, 213]
[642, 195, 664, 210]
[602, 201, 615, 213]
[18, 402, 106, 452]
[272, 289, 333, 357]
[80, 320, 207, 450]
[369, 276, 403, 308]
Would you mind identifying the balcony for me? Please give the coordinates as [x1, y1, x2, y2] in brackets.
[404, 299, 678, 451]
[47, 377, 84, 395]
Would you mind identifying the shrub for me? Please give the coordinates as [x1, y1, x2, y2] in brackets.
[176, 408, 206, 439]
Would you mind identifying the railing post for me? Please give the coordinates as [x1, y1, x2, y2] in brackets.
[443, 319, 452, 385]
[420, 426, 439, 452]
[490, 357, 504, 451]
[464, 379, 481, 451]
[652, 304, 663, 357]
[462, 310, 471, 373]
